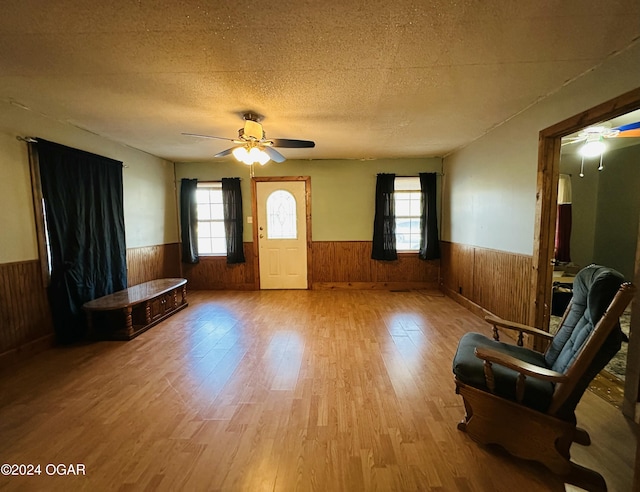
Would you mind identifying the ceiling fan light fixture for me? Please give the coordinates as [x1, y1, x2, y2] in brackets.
[232, 145, 271, 165]
[249, 146, 270, 165]
[579, 139, 606, 158]
[232, 146, 250, 164]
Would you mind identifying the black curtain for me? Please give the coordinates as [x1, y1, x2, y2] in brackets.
[222, 178, 245, 264]
[180, 178, 199, 264]
[419, 172, 440, 260]
[372, 173, 397, 260]
[36, 139, 127, 343]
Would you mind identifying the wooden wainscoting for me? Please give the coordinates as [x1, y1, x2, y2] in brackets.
[0, 260, 54, 367]
[183, 243, 256, 290]
[182, 241, 439, 291]
[441, 241, 532, 325]
[312, 241, 440, 290]
[126, 243, 181, 286]
[0, 244, 182, 367]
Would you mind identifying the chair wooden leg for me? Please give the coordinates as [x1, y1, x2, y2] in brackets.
[573, 426, 591, 446]
[455, 382, 596, 477]
[457, 388, 473, 432]
[565, 462, 607, 492]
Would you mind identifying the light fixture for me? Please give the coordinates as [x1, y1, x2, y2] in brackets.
[578, 136, 606, 178]
[232, 145, 271, 166]
[579, 138, 606, 157]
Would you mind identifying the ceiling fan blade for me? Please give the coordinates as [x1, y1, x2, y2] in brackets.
[270, 138, 315, 148]
[214, 147, 235, 158]
[613, 121, 640, 138]
[561, 137, 585, 146]
[263, 146, 286, 163]
[615, 121, 640, 132]
[617, 128, 640, 138]
[182, 132, 236, 142]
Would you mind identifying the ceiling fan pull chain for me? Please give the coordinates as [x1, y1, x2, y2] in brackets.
[598, 153, 604, 171]
[579, 155, 585, 178]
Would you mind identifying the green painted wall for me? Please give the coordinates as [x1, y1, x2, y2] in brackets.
[442, 41, 640, 256]
[175, 157, 442, 242]
[559, 154, 600, 268]
[593, 145, 640, 280]
[559, 144, 640, 280]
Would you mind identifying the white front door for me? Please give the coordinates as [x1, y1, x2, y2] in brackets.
[256, 180, 308, 289]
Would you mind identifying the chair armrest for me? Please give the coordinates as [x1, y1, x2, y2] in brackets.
[484, 315, 554, 344]
[474, 347, 568, 383]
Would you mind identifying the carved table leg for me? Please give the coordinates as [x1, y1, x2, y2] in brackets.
[124, 306, 133, 338]
[145, 301, 152, 325]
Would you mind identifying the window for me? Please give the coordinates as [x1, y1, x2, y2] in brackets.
[394, 177, 421, 251]
[196, 182, 226, 255]
[266, 190, 297, 239]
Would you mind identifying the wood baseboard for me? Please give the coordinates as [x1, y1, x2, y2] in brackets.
[313, 281, 439, 291]
[0, 334, 55, 370]
[443, 286, 526, 344]
[442, 285, 490, 318]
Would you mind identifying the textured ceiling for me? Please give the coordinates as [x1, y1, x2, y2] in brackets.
[1, 0, 639, 162]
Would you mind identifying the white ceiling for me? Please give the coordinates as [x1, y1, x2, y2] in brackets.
[1, 1, 639, 162]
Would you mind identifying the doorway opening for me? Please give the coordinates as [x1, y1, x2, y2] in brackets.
[550, 109, 640, 406]
[532, 87, 640, 419]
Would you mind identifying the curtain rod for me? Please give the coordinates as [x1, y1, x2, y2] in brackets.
[17, 136, 37, 143]
[387, 173, 444, 177]
[16, 136, 128, 168]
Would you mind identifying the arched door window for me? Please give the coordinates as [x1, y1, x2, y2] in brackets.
[267, 190, 297, 239]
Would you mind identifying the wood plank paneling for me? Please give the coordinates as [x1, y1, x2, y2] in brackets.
[473, 247, 532, 323]
[313, 241, 372, 282]
[126, 243, 181, 286]
[312, 241, 439, 289]
[184, 241, 439, 291]
[183, 243, 256, 290]
[441, 241, 532, 325]
[0, 260, 53, 364]
[1, 243, 181, 366]
[440, 241, 475, 297]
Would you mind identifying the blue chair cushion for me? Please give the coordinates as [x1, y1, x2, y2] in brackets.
[453, 332, 555, 412]
[545, 266, 624, 373]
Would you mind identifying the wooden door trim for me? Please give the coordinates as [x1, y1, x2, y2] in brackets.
[531, 86, 640, 413]
[251, 176, 313, 290]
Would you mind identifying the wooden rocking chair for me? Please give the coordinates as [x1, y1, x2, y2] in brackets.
[452, 265, 635, 491]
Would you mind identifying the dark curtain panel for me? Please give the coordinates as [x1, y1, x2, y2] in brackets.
[180, 178, 199, 264]
[372, 173, 397, 260]
[555, 204, 572, 263]
[419, 172, 441, 260]
[37, 139, 127, 343]
[222, 177, 245, 264]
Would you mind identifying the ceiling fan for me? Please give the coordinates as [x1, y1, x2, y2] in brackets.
[561, 121, 640, 148]
[561, 120, 640, 177]
[561, 120, 640, 160]
[182, 112, 315, 165]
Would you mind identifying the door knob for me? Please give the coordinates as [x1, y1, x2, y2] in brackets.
[259, 234, 264, 238]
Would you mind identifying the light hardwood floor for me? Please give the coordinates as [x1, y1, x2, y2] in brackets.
[0, 290, 636, 491]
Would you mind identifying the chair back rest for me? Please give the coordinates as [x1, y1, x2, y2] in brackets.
[544, 265, 635, 417]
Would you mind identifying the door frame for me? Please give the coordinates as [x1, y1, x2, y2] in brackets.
[251, 176, 313, 289]
[531, 86, 640, 418]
